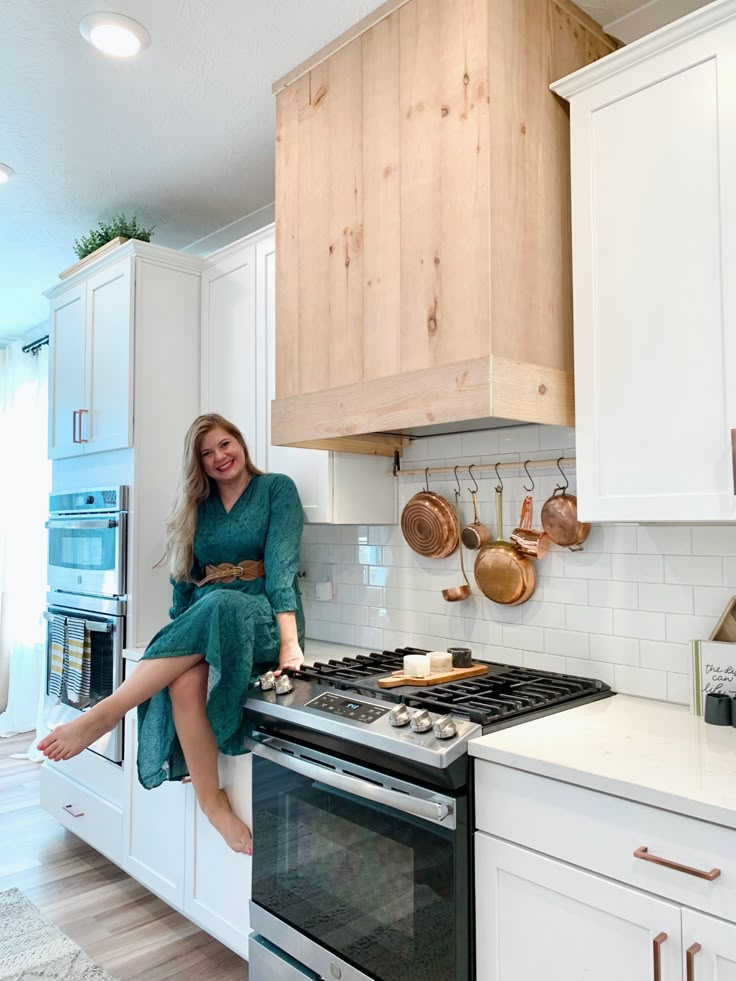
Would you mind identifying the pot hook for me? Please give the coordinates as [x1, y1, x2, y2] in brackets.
[454, 466, 462, 503]
[494, 462, 504, 493]
[424, 467, 431, 492]
[468, 464, 479, 496]
[522, 460, 534, 493]
[555, 457, 569, 495]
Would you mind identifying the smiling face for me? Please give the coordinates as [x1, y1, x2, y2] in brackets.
[198, 426, 248, 487]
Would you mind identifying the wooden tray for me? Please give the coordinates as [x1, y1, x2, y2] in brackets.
[378, 663, 488, 688]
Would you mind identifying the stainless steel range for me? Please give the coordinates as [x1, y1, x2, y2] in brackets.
[246, 648, 613, 981]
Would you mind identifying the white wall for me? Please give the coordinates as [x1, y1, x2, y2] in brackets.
[299, 424, 733, 705]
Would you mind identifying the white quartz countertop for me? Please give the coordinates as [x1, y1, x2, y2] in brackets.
[469, 694, 736, 829]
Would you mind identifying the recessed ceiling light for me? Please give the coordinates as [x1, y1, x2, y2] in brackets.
[0, 163, 14, 184]
[79, 12, 150, 58]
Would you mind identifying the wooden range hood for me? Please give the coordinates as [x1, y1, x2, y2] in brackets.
[271, 0, 618, 457]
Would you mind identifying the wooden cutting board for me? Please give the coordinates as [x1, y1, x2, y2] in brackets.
[378, 663, 488, 688]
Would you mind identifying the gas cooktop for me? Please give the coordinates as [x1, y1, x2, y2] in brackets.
[245, 647, 613, 770]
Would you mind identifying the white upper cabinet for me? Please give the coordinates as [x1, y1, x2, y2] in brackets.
[48, 258, 133, 459]
[202, 226, 397, 524]
[552, 1, 736, 522]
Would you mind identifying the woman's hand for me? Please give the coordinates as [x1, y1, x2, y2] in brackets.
[275, 640, 304, 677]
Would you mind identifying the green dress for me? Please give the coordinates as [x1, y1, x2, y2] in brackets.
[137, 472, 305, 789]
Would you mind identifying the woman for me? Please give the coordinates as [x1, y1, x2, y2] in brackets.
[38, 413, 305, 854]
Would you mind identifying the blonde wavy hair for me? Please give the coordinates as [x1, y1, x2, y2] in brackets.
[166, 414, 262, 580]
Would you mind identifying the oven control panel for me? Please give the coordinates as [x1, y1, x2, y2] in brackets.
[305, 692, 390, 724]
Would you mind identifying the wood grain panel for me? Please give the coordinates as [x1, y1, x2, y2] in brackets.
[362, 12, 401, 381]
[437, 0, 491, 364]
[399, 0, 443, 373]
[272, 356, 493, 444]
[488, 0, 574, 372]
[286, 434, 408, 457]
[327, 42, 364, 389]
[274, 79, 305, 399]
[492, 356, 574, 425]
[298, 63, 331, 394]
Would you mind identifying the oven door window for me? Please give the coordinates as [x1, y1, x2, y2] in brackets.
[48, 524, 116, 573]
[251, 756, 463, 981]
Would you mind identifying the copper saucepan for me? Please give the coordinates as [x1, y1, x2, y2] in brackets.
[461, 490, 492, 550]
[540, 460, 590, 549]
[510, 495, 550, 559]
[474, 486, 536, 605]
[401, 479, 459, 559]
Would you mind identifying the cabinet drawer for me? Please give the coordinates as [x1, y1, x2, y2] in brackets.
[40, 765, 123, 865]
[475, 761, 736, 921]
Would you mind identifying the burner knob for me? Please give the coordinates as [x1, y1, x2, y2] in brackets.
[432, 715, 458, 740]
[259, 671, 276, 691]
[410, 709, 433, 733]
[274, 674, 293, 695]
[388, 704, 412, 728]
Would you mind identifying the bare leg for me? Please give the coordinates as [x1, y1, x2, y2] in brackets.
[37, 653, 205, 761]
[169, 664, 252, 855]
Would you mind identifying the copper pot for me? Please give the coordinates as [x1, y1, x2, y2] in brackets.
[510, 495, 550, 559]
[541, 488, 590, 548]
[474, 487, 536, 605]
[461, 491, 492, 550]
[401, 490, 459, 558]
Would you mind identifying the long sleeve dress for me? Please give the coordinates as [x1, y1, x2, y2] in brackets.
[136, 472, 305, 789]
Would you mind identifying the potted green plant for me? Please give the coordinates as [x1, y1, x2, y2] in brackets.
[73, 212, 155, 260]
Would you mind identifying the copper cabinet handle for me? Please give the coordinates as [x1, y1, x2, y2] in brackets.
[634, 845, 721, 881]
[731, 430, 736, 495]
[62, 803, 85, 818]
[78, 408, 89, 442]
[73, 410, 80, 443]
[686, 943, 701, 981]
[653, 932, 667, 981]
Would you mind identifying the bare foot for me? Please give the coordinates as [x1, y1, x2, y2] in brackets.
[203, 789, 253, 855]
[37, 710, 113, 762]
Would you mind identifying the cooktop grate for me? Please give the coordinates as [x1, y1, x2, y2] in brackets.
[295, 648, 612, 726]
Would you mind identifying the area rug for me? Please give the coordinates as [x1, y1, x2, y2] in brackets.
[0, 888, 115, 981]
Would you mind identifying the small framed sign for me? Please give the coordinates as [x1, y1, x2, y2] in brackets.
[691, 639, 736, 716]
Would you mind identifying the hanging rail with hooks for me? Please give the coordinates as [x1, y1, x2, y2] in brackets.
[392, 456, 576, 479]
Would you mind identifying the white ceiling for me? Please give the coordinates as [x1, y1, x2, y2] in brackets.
[0, 0, 711, 342]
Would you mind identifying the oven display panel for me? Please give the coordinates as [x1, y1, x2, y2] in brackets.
[305, 692, 389, 723]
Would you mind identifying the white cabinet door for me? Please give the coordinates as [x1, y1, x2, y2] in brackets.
[683, 909, 736, 981]
[183, 754, 251, 958]
[559, 14, 736, 521]
[48, 283, 86, 459]
[85, 258, 133, 454]
[122, 704, 187, 910]
[475, 834, 682, 981]
[201, 244, 259, 461]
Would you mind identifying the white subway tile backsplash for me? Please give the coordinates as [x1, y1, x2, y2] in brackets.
[665, 555, 723, 586]
[638, 583, 693, 614]
[613, 609, 666, 641]
[588, 580, 638, 610]
[303, 424, 736, 705]
[611, 554, 664, 584]
[589, 634, 639, 666]
[636, 526, 692, 555]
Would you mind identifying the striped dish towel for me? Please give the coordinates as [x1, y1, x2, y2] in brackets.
[66, 616, 92, 704]
[48, 614, 67, 698]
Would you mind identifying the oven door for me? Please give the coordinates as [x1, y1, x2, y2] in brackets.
[43, 596, 125, 764]
[46, 512, 126, 597]
[248, 734, 471, 981]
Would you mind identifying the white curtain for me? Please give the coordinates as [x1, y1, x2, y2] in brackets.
[0, 341, 50, 741]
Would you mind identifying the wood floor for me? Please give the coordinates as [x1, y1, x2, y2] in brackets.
[0, 732, 248, 980]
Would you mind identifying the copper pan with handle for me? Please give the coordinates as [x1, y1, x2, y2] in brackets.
[540, 458, 591, 549]
[474, 486, 536, 605]
[401, 470, 459, 559]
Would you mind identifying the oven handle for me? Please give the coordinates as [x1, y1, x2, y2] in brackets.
[45, 518, 119, 530]
[43, 612, 113, 633]
[246, 737, 455, 828]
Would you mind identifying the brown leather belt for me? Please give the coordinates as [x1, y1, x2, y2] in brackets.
[191, 559, 265, 588]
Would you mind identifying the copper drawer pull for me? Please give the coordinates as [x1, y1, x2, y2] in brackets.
[62, 803, 85, 818]
[731, 430, 736, 495]
[686, 942, 701, 981]
[73, 410, 80, 443]
[653, 932, 667, 981]
[78, 408, 89, 442]
[634, 845, 721, 881]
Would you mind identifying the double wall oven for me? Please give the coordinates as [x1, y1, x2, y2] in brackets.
[44, 487, 128, 764]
